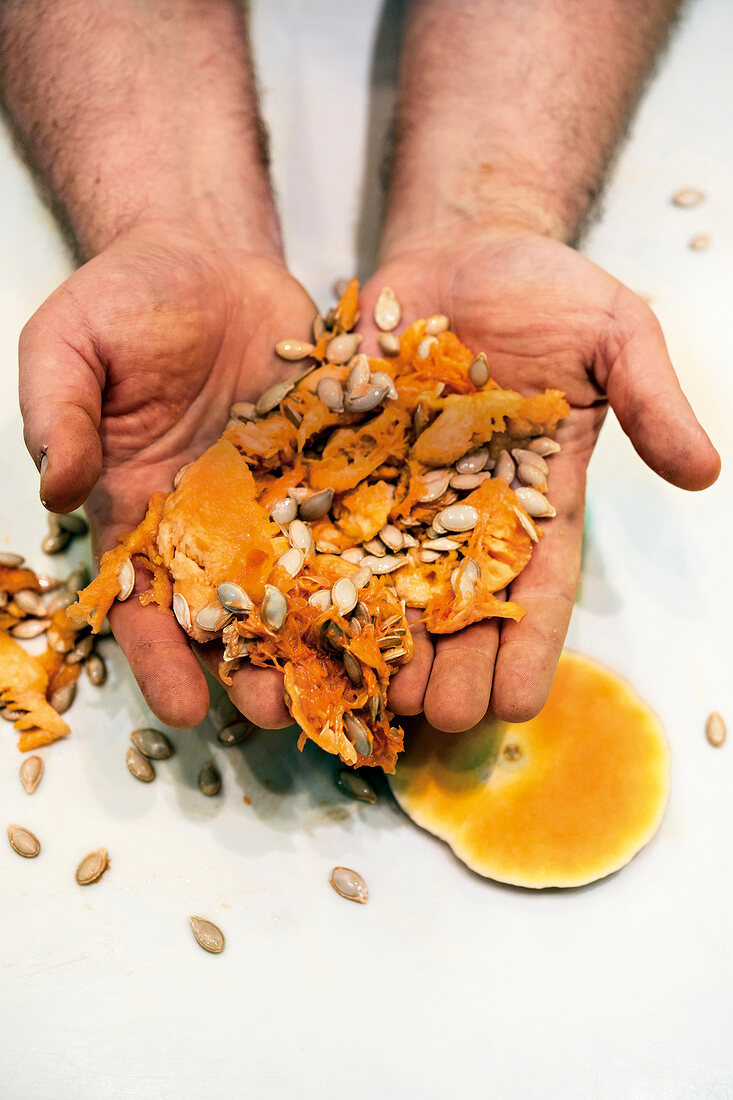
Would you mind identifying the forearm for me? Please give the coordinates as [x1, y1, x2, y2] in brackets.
[382, 0, 682, 257]
[0, 0, 280, 260]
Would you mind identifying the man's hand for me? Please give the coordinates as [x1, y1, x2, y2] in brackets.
[20, 227, 314, 729]
[360, 230, 720, 731]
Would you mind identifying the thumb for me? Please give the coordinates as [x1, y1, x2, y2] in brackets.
[601, 296, 720, 491]
[19, 289, 104, 513]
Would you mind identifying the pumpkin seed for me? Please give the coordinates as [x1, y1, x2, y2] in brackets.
[196, 601, 232, 633]
[75, 848, 109, 885]
[116, 558, 135, 601]
[173, 462, 192, 488]
[41, 530, 70, 554]
[360, 553, 407, 575]
[340, 548, 363, 565]
[66, 634, 94, 664]
[420, 548, 440, 563]
[1, 706, 25, 722]
[672, 187, 704, 208]
[66, 562, 91, 592]
[332, 578, 358, 616]
[418, 470, 453, 503]
[190, 915, 225, 953]
[342, 650, 363, 687]
[321, 619, 346, 652]
[229, 400, 257, 421]
[368, 693, 380, 721]
[256, 377, 297, 416]
[363, 538, 386, 557]
[51, 681, 76, 714]
[435, 504, 478, 532]
[451, 566, 476, 599]
[11, 618, 51, 639]
[315, 539, 341, 554]
[126, 746, 155, 782]
[218, 719, 257, 746]
[53, 512, 88, 536]
[344, 380, 388, 413]
[20, 755, 43, 794]
[517, 463, 548, 492]
[450, 471, 492, 490]
[456, 447, 489, 474]
[330, 866, 368, 903]
[308, 589, 332, 612]
[512, 506, 539, 543]
[416, 336, 438, 359]
[382, 646, 408, 662]
[326, 332, 362, 364]
[277, 547, 305, 577]
[85, 653, 107, 685]
[463, 558, 480, 582]
[261, 585, 288, 630]
[282, 403, 303, 428]
[299, 488, 334, 521]
[352, 601, 370, 626]
[705, 711, 726, 747]
[370, 370, 398, 400]
[515, 487, 556, 518]
[528, 436, 561, 456]
[8, 824, 40, 858]
[379, 524, 403, 552]
[131, 727, 173, 760]
[374, 286, 401, 331]
[379, 633, 405, 649]
[511, 449, 549, 475]
[345, 354, 372, 399]
[14, 589, 46, 616]
[350, 616, 362, 635]
[173, 592, 192, 630]
[424, 313, 449, 335]
[351, 566, 372, 590]
[198, 760, 221, 796]
[274, 338, 315, 361]
[271, 497, 298, 526]
[689, 234, 711, 251]
[494, 449, 515, 484]
[0, 551, 24, 567]
[421, 537, 461, 552]
[377, 332, 400, 356]
[344, 713, 373, 758]
[337, 769, 377, 803]
[413, 402, 431, 436]
[316, 376, 344, 412]
[313, 314, 326, 341]
[468, 352, 490, 387]
[288, 519, 313, 554]
[401, 532, 419, 549]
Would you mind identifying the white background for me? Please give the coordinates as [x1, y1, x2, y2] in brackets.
[1, 1, 731, 1097]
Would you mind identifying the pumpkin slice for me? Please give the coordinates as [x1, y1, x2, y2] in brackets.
[389, 652, 669, 888]
[0, 631, 71, 751]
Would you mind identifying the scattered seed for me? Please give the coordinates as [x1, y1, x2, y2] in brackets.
[11, 618, 51, 639]
[173, 592, 192, 631]
[126, 746, 155, 782]
[116, 559, 135, 601]
[49, 592, 78, 615]
[3, 706, 27, 722]
[326, 332, 362, 364]
[351, 566, 372, 590]
[360, 553, 407, 574]
[705, 711, 726, 747]
[288, 519, 313, 554]
[342, 650, 363, 688]
[374, 286, 401, 331]
[511, 449, 549, 475]
[41, 530, 70, 555]
[517, 463, 548, 492]
[261, 585, 288, 630]
[689, 234, 711, 251]
[337, 769, 377, 803]
[401, 532, 419, 549]
[313, 314, 325, 341]
[316, 376, 345, 412]
[198, 760, 221, 796]
[467, 352, 490, 387]
[424, 313, 449, 335]
[451, 566, 476, 599]
[512, 505, 539, 543]
[190, 915, 225, 953]
[436, 504, 478, 532]
[271, 497, 299, 526]
[344, 713, 373, 758]
[51, 681, 76, 715]
[528, 436, 561, 456]
[229, 400, 257, 421]
[332, 577, 358, 616]
[14, 589, 46, 616]
[85, 653, 107, 686]
[330, 865, 368, 903]
[218, 719, 256, 745]
[308, 589, 332, 612]
[416, 335, 438, 359]
[131, 727, 173, 760]
[196, 600, 232, 633]
[672, 188, 704, 208]
[515, 486, 556, 518]
[66, 634, 94, 664]
[20, 756, 43, 794]
[378, 633, 405, 649]
[340, 548, 363, 565]
[321, 619, 346, 652]
[299, 488, 334, 521]
[275, 339, 315, 361]
[0, 551, 24, 567]
[75, 848, 109, 885]
[53, 512, 88, 536]
[377, 332, 400, 356]
[282, 403, 304, 428]
[66, 562, 91, 593]
[8, 824, 40, 858]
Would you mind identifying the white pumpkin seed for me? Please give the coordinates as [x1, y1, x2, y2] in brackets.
[379, 524, 403, 551]
[456, 447, 489, 474]
[8, 823, 40, 858]
[41, 529, 71, 554]
[468, 352, 490, 387]
[126, 746, 155, 782]
[229, 400, 257, 421]
[528, 436, 561, 456]
[288, 519, 313, 554]
[337, 769, 377, 803]
[270, 497, 299, 525]
[299, 488, 334, 521]
[66, 562, 91, 592]
[313, 314, 326, 341]
[308, 589, 332, 612]
[75, 848, 109, 885]
[363, 538, 386, 557]
[360, 553, 407, 574]
[190, 915, 225, 953]
[0, 551, 24, 567]
[420, 549, 440, 563]
[450, 471, 493, 490]
[370, 370, 398, 400]
[85, 653, 107, 686]
[47, 590, 76, 615]
[517, 463, 548, 492]
[66, 634, 94, 664]
[14, 589, 46, 616]
[382, 646, 408, 662]
[274, 338, 315, 361]
[287, 487, 309, 506]
[326, 332, 362, 364]
[515, 486, 556, 518]
[172, 462, 192, 489]
[436, 504, 478, 532]
[315, 539, 341, 554]
[511, 448, 549, 475]
[116, 559, 135, 601]
[131, 727, 173, 760]
[51, 681, 76, 714]
[494, 450, 515, 484]
[277, 547, 305, 577]
[352, 601, 370, 626]
[416, 335, 438, 359]
[512, 506, 539, 543]
[400, 532, 419, 549]
[173, 592, 192, 630]
[256, 377, 296, 416]
[345, 354, 372, 399]
[422, 537, 461, 552]
[340, 548, 364, 565]
[261, 585, 288, 630]
[316, 376, 345, 412]
[332, 578, 358, 616]
[344, 380, 389, 413]
[11, 618, 51, 639]
[330, 866, 369, 903]
[198, 760, 221, 796]
[672, 187, 704, 208]
[418, 470, 453, 503]
[351, 566, 372, 590]
[374, 286, 401, 331]
[377, 332, 400, 357]
[705, 711, 726, 747]
[451, 566, 476, 599]
[424, 313, 449, 335]
[344, 713, 373, 758]
[195, 601, 232, 633]
[20, 755, 43, 795]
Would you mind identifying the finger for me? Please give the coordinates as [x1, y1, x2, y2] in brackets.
[423, 616, 502, 732]
[19, 289, 104, 513]
[387, 607, 434, 715]
[491, 450, 586, 724]
[196, 646, 292, 730]
[601, 292, 720, 490]
[108, 586, 211, 730]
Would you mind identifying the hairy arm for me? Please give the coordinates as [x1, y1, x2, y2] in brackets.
[0, 0, 280, 260]
[383, 0, 683, 255]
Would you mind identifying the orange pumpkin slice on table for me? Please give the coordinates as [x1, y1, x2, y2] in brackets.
[69, 281, 569, 773]
[389, 652, 670, 887]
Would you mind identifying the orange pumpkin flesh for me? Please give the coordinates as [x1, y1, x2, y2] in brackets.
[69, 284, 569, 771]
[389, 652, 670, 887]
[0, 631, 71, 751]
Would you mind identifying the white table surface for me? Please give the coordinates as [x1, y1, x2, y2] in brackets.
[1, 2, 731, 1097]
